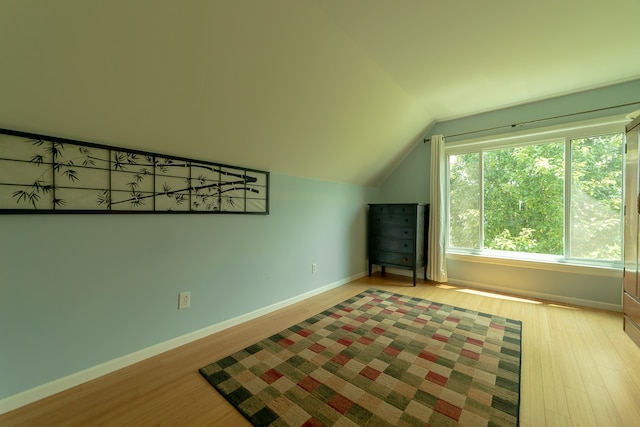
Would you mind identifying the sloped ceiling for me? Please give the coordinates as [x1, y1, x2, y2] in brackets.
[1, 0, 639, 186]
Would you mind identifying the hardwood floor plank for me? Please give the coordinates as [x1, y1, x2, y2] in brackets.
[540, 312, 571, 417]
[564, 387, 598, 427]
[545, 409, 572, 427]
[585, 383, 625, 427]
[519, 307, 547, 427]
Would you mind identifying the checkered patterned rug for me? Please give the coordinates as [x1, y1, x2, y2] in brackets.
[199, 288, 522, 426]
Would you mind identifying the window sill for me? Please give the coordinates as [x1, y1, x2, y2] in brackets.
[446, 251, 622, 278]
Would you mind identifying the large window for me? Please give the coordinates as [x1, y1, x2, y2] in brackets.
[447, 122, 624, 266]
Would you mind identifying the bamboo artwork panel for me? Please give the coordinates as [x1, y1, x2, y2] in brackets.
[0, 129, 269, 214]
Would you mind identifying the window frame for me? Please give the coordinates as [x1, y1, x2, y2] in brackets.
[444, 115, 628, 270]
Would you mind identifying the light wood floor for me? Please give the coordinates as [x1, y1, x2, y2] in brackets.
[2, 274, 640, 426]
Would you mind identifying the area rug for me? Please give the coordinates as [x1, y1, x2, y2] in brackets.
[199, 288, 522, 426]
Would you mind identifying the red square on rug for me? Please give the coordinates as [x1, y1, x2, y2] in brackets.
[360, 366, 381, 381]
[261, 369, 283, 384]
[328, 394, 354, 415]
[298, 376, 322, 393]
[435, 399, 462, 421]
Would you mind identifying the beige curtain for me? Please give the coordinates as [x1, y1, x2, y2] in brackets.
[427, 134, 448, 282]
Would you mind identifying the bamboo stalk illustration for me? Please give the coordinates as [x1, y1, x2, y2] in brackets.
[7, 138, 263, 211]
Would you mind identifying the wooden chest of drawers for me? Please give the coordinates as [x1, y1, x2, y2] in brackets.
[367, 203, 428, 286]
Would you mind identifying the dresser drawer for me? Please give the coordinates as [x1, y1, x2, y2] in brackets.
[370, 213, 416, 227]
[370, 237, 414, 253]
[370, 225, 415, 239]
[624, 292, 640, 327]
[370, 250, 414, 267]
[369, 205, 417, 216]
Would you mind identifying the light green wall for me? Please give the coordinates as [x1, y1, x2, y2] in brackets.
[447, 258, 621, 309]
[380, 79, 640, 308]
[379, 140, 430, 203]
[0, 173, 379, 400]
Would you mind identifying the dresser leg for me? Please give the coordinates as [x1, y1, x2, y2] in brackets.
[413, 269, 416, 287]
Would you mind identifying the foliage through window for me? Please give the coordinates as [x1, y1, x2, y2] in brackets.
[447, 125, 623, 265]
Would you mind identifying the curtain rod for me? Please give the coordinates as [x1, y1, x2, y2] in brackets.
[423, 100, 640, 143]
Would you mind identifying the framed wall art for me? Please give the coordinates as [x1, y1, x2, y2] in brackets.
[0, 128, 269, 214]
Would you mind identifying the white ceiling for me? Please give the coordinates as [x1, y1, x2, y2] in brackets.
[1, 0, 639, 186]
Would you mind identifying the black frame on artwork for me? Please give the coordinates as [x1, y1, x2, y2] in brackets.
[0, 128, 270, 214]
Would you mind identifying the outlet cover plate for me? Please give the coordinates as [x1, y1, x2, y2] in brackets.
[178, 291, 191, 310]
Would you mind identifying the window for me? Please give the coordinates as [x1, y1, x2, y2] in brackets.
[569, 133, 623, 260]
[446, 121, 624, 266]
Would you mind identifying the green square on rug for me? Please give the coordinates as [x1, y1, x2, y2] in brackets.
[200, 288, 522, 426]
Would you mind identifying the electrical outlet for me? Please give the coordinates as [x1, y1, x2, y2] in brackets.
[178, 291, 191, 310]
[312, 263, 317, 273]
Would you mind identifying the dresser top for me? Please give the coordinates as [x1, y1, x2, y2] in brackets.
[368, 203, 426, 206]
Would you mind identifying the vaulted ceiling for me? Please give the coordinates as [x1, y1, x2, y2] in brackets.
[1, 0, 639, 185]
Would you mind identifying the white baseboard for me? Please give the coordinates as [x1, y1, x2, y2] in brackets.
[448, 277, 622, 312]
[0, 272, 366, 415]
